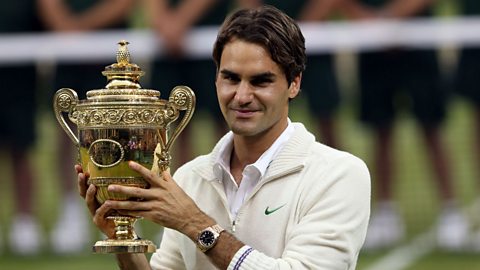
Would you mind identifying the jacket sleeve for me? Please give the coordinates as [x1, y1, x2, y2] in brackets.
[150, 228, 187, 270]
[228, 154, 371, 270]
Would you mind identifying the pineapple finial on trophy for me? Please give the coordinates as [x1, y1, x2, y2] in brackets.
[116, 40, 131, 66]
[101, 40, 144, 89]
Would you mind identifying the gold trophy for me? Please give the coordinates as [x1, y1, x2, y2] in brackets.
[53, 40, 195, 253]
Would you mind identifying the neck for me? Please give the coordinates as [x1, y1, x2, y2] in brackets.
[229, 121, 288, 184]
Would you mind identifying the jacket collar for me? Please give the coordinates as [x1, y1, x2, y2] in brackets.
[192, 122, 314, 182]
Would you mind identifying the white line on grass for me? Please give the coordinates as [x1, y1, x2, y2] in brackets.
[364, 198, 480, 270]
[364, 229, 436, 270]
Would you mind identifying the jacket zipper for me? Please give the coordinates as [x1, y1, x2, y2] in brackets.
[230, 165, 303, 234]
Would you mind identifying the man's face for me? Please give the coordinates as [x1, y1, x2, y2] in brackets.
[215, 39, 301, 139]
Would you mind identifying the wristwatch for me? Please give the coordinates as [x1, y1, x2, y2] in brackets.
[196, 224, 225, 252]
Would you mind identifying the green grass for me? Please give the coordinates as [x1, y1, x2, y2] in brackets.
[0, 254, 114, 270]
[1, 90, 479, 269]
[408, 252, 480, 270]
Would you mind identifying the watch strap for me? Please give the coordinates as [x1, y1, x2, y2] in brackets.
[197, 224, 225, 252]
[210, 224, 225, 234]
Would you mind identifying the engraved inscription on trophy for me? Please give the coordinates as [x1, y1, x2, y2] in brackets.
[89, 139, 125, 168]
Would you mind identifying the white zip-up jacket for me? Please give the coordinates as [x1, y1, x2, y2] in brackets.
[150, 123, 371, 270]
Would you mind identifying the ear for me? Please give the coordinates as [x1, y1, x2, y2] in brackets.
[288, 74, 302, 99]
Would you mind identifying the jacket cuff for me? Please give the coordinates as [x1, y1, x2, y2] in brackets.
[227, 245, 253, 270]
[227, 245, 276, 270]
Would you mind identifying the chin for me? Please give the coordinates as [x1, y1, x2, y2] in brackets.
[230, 126, 250, 135]
[230, 125, 256, 136]
[231, 124, 267, 137]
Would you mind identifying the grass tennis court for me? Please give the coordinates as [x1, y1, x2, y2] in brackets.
[1, 87, 479, 269]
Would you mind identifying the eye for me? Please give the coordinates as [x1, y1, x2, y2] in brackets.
[251, 77, 273, 87]
[221, 73, 240, 84]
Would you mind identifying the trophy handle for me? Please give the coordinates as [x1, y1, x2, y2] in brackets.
[156, 86, 195, 172]
[53, 88, 80, 146]
[166, 86, 196, 151]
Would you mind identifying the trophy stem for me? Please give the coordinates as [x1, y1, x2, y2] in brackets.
[92, 216, 156, 254]
[113, 216, 137, 240]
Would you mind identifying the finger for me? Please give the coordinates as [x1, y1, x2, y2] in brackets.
[85, 184, 99, 216]
[161, 170, 173, 182]
[78, 173, 88, 198]
[93, 202, 114, 225]
[107, 200, 152, 212]
[107, 184, 157, 200]
[129, 161, 159, 185]
[74, 164, 83, 174]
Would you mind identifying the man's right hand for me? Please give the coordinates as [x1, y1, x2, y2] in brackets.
[75, 164, 116, 238]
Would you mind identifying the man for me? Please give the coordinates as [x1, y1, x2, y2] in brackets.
[77, 5, 370, 269]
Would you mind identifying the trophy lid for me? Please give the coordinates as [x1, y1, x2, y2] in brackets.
[86, 40, 160, 101]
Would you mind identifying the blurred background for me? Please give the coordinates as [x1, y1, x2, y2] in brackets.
[1, 0, 480, 269]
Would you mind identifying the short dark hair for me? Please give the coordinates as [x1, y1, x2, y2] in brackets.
[212, 5, 306, 85]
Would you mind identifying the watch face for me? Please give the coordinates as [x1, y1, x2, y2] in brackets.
[199, 230, 215, 247]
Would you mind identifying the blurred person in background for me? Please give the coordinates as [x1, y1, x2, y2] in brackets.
[37, 0, 135, 254]
[0, 1, 43, 255]
[238, 0, 346, 149]
[342, 0, 469, 251]
[142, 0, 233, 168]
[453, 0, 480, 250]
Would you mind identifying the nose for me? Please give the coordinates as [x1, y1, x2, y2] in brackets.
[234, 81, 253, 105]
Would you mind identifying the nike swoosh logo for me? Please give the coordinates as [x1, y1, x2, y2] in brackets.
[264, 204, 286, 215]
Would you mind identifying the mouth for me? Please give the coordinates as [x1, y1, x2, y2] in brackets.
[232, 108, 257, 118]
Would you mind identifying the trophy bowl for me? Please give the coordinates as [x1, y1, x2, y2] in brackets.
[53, 40, 195, 253]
